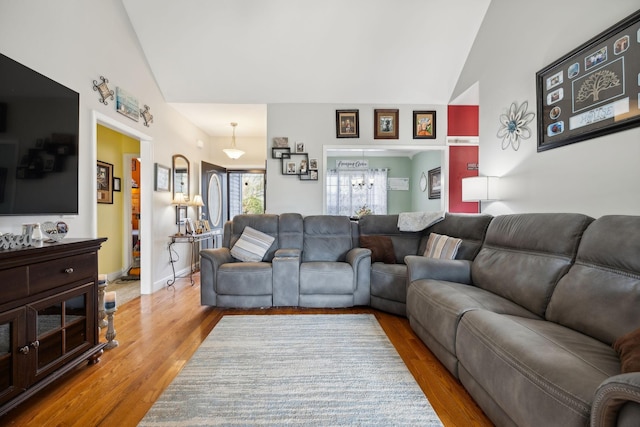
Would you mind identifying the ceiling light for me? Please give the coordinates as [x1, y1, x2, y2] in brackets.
[223, 122, 244, 160]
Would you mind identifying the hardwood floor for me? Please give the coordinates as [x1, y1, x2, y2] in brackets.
[1, 274, 492, 426]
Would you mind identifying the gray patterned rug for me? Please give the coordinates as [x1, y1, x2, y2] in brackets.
[139, 314, 443, 426]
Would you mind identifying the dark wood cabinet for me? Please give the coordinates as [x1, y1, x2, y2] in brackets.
[0, 238, 107, 416]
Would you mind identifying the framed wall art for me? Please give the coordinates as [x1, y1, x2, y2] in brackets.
[271, 147, 291, 159]
[336, 110, 359, 138]
[374, 109, 399, 139]
[154, 163, 171, 192]
[428, 167, 441, 200]
[113, 177, 121, 192]
[413, 110, 436, 139]
[536, 9, 640, 152]
[97, 160, 113, 204]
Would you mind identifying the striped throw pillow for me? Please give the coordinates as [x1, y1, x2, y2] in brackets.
[230, 226, 275, 262]
[424, 233, 462, 259]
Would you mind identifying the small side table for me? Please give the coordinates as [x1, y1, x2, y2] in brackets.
[167, 231, 215, 286]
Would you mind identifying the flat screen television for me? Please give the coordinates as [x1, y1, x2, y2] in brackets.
[0, 53, 79, 215]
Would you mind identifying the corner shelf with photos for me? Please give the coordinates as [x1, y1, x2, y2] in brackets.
[275, 150, 318, 181]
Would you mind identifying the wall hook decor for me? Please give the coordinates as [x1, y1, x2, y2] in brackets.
[497, 101, 535, 151]
[93, 76, 114, 105]
[140, 104, 153, 127]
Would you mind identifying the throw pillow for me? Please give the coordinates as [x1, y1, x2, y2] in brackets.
[613, 327, 640, 373]
[424, 233, 462, 260]
[230, 226, 275, 262]
[359, 235, 396, 264]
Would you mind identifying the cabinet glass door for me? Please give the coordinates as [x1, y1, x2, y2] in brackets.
[31, 283, 93, 381]
[0, 308, 26, 407]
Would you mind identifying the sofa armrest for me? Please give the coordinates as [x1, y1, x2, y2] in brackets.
[199, 248, 233, 305]
[274, 248, 301, 258]
[273, 249, 302, 306]
[346, 247, 372, 306]
[591, 372, 640, 427]
[405, 255, 473, 285]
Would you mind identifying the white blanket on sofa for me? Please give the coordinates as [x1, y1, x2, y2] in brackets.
[397, 211, 445, 232]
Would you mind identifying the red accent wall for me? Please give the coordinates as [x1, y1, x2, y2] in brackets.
[449, 145, 479, 213]
[448, 105, 479, 136]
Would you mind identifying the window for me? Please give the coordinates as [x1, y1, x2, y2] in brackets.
[326, 169, 388, 216]
[228, 171, 265, 218]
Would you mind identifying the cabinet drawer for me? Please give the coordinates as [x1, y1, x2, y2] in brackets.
[30, 253, 96, 294]
[0, 267, 28, 305]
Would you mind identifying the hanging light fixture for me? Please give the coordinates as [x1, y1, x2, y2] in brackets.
[223, 122, 244, 160]
[351, 150, 374, 190]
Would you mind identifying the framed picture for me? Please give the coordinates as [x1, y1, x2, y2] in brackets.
[374, 109, 399, 139]
[286, 161, 297, 174]
[336, 110, 359, 138]
[185, 218, 195, 235]
[536, 9, 640, 152]
[428, 167, 441, 200]
[413, 111, 436, 139]
[309, 158, 318, 170]
[295, 142, 305, 153]
[115, 87, 139, 122]
[97, 160, 113, 204]
[176, 205, 187, 225]
[272, 147, 290, 159]
[154, 163, 171, 192]
[113, 177, 121, 192]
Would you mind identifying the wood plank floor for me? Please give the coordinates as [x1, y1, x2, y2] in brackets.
[1, 274, 493, 426]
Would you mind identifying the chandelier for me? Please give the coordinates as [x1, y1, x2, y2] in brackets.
[223, 122, 245, 160]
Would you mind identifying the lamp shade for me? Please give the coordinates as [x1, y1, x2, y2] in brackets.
[462, 176, 500, 201]
[171, 192, 187, 205]
[223, 148, 245, 159]
[190, 194, 205, 207]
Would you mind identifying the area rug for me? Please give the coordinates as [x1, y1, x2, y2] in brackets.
[106, 280, 140, 306]
[139, 314, 443, 426]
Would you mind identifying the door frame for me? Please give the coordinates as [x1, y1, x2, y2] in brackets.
[92, 111, 153, 294]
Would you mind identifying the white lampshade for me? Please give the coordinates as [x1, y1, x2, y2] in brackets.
[223, 148, 245, 159]
[171, 192, 187, 205]
[190, 194, 205, 207]
[223, 122, 245, 159]
[462, 176, 500, 201]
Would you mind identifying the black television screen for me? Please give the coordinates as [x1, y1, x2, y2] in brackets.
[0, 53, 79, 215]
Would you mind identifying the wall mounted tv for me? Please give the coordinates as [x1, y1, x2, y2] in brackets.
[0, 53, 79, 215]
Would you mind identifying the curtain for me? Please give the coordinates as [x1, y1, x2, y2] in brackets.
[326, 169, 388, 216]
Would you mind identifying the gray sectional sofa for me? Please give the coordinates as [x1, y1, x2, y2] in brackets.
[199, 212, 640, 427]
[406, 213, 640, 427]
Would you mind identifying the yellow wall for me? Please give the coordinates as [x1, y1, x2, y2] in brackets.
[97, 125, 139, 276]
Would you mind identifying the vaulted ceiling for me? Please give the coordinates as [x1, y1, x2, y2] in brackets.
[122, 0, 490, 137]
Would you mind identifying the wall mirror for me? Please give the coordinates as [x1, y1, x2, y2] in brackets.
[172, 154, 190, 201]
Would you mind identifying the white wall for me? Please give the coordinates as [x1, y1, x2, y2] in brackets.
[452, 0, 640, 217]
[266, 103, 446, 215]
[0, 1, 211, 292]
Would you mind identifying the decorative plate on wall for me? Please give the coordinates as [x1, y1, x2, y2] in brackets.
[419, 172, 428, 192]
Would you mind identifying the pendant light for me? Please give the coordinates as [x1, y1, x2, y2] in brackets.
[223, 122, 244, 160]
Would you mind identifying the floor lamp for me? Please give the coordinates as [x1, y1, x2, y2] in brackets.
[461, 176, 500, 213]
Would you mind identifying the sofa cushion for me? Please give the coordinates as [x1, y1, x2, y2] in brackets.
[230, 226, 276, 262]
[613, 327, 640, 373]
[423, 233, 461, 259]
[217, 262, 273, 295]
[471, 213, 594, 317]
[371, 263, 407, 302]
[546, 215, 640, 345]
[299, 262, 355, 294]
[302, 215, 352, 262]
[358, 214, 421, 264]
[359, 235, 396, 264]
[456, 311, 620, 427]
[418, 213, 493, 260]
[406, 279, 541, 376]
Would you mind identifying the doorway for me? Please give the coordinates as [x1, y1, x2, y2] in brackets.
[93, 111, 152, 294]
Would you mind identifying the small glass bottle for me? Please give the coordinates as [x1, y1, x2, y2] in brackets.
[32, 223, 43, 241]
